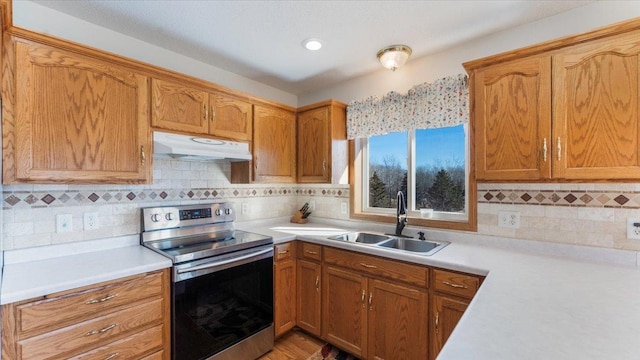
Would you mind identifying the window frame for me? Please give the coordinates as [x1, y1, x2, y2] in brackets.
[349, 125, 477, 232]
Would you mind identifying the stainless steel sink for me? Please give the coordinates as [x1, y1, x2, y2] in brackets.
[377, 238, 450, 255]
[327, 232, 392, 244]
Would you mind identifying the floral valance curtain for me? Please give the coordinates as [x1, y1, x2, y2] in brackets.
[346, 73, 469, 139]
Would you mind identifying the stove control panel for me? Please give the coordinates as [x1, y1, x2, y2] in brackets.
[142, 202, 236, 231]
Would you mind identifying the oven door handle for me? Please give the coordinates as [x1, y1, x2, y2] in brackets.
[177, 248, 273, 275]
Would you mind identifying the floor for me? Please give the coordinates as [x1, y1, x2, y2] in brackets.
[258, 329, 325, 360]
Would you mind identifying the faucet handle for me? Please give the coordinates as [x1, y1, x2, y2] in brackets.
[417, 231, 426, 241]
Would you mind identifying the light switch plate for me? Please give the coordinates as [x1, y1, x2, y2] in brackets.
[56, 214, 73, 233]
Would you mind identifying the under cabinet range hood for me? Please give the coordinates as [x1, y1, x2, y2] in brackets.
[153, 131, 252, 161]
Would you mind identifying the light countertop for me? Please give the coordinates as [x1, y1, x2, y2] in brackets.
[240, 220, 640, 360]
[1, 236, 171, 304]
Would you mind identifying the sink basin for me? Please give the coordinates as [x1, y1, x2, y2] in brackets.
[327, 232, 392, 244]
[378, 238, 450, 255]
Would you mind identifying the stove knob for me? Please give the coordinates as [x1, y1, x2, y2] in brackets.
[151, 213, 160, 222]
[225, 208, 232, 215]
[165, 212, 174, 221]
[215, 209, 222, 216]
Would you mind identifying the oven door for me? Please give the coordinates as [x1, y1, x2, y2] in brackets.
[172, 246, 274, 360]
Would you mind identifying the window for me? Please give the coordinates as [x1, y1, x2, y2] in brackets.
[352, 124, 475, 230]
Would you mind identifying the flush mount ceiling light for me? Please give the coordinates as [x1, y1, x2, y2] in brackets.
[377, 45, 412, 71]
[303, 38, 323, 51]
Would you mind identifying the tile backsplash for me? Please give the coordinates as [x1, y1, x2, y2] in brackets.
[2, 159, 349, 250]
[5, 160, 640, 253]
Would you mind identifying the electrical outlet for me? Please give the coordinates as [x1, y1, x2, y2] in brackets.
[341, 202, 348, 214]
[56, 214, 73, 233]
[498, 210, 520, 229]
[241, 203, 249, 215]
[84, 212, 99, 231]
[309, 201, 316, 211]
[626, 218, 640, 239]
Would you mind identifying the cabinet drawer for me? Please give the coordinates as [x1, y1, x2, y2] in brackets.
[275, 242, 295, 262]
[433, 269, 480, 299]
[140, 350, 165, 360]
[16, 271, 163, 336]
[18, 298, 163, 359]
[69, 324, 163, 360]
[298, 242, 322, 261]
[324, 247, 428, 288]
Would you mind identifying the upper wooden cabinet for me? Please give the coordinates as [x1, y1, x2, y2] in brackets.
[474, 56, 551, 180]
[2, 33, 151, 184]
[296, 100, 348, 184]
[552, 31, 640, 180]
[151, 78, 252, 142]
[466, 20, 640, 181]
[252, 105, 296, 183]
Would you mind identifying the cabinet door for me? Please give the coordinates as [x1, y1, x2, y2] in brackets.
[210, 94, 252, 141]
[296, 259, 321, 337]
[274, 258, 296, 338]
[151, 78, 209, 134]
[553, 31, 640, 179]
[322, 266, 367, 359]
[474, 56, 552, 180]
[297, 106, 331, 183]
[368, 279, 428, 360]
[430, 294, 469, 360]
[253, 105, 296, 182]
[6, 38, 150, 183]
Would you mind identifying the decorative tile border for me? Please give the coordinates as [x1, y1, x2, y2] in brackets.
[479, 189, 640, 208]
[3, 186, 349, 209]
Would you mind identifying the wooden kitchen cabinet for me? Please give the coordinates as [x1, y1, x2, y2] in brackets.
[1, 269, 170, 360]
[322, 247, 429, 360]
[252, 105, 296, 183]
[473, 55, 551, 180]
[467, 22, 640, 181]
[322, 265, 368, 358]
[430, 295, 470, 360]
[552, 30, 640, 180]
[2, 32, 151, 184]
[274, 242, 296, 338]
[296, 241, 323, 337]
[430, 268, 482, 360]
[151, 78, 253, 142]
[296, 100, 348, 184]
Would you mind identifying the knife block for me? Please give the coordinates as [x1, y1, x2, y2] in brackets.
[290, 210, 308, 224]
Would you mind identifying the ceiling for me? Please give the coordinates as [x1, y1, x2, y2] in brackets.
[33, 0, 593, 95]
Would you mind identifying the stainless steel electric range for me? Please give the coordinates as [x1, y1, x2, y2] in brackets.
[140, 202, 274, 360]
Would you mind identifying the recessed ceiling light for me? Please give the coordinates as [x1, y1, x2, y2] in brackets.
[303, 38, 323, 51]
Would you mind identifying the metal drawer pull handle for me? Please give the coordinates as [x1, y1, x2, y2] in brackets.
[315, 276, 320, 291]
[368, 293, 373, 309]
[85, 323, 117, 336]
[105, 353, 119, 360]
[557, 137, 562, 161]
[435, 311, 440, 334]
[204, 104, 208, 120]
[361, 290, 365, 304]
[542, 138, 547, 162]
[305, 250, 318, 255]
[360, 263, 377, 269]
[86, 294, 118, 305]
[278, 250, 289, 254]
[443, 281, 467, 289]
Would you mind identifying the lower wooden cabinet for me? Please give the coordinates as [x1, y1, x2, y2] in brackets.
[274, 242, 297, 337]
[430, 294, 470, 360]
[297, 259, 322, 336]
[322, 264, 428, 360]
[1, 270, 170, 360]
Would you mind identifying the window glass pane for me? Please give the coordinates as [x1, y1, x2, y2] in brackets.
[368, 132, 407, 209]
[415, 125, 465, 213]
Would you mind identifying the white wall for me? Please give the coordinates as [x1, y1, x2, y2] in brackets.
[13, 1, 298, 107]
[299, 1, 640, 105]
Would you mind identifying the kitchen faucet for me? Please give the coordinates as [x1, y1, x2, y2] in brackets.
[395, 191, 407, 236]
